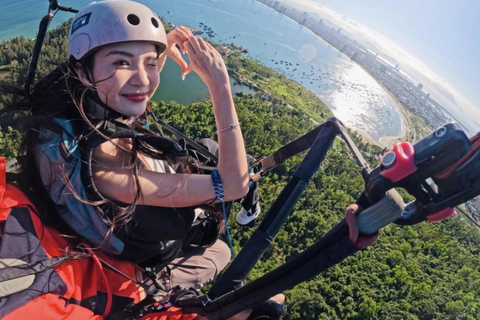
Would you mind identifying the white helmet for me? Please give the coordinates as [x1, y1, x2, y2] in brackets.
[68, 0, 167, 60]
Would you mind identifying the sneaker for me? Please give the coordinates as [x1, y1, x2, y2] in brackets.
[236, 203, 261, 225]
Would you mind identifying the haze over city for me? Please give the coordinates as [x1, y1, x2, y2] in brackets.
[276, 0, 480, 134]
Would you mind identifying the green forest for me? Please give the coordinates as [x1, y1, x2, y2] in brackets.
[1, 21, 480, 320]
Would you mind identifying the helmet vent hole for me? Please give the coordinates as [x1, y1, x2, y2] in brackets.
[151, 17, 159, 28]
[127, 14, 140, 25]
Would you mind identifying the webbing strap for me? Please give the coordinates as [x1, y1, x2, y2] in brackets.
[76, 117, 188, 165]
[0, 255, 76, 284]
[98, 257, 160, 295]
[146, 105, 219, 164]
[258, 117, 371, 176]
[334, 118, 372, 178]
[259, 123, 324, 172]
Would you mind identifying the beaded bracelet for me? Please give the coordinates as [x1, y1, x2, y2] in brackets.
[216, 123, 240, 134]
[211, 169, 236, 258]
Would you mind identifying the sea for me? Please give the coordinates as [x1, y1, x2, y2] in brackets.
[0, 0, 403, 141]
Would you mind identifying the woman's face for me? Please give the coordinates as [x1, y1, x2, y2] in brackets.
[91, 42, 160, 117]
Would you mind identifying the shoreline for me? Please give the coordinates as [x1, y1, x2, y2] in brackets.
[350, 86, 410, 149]
[350, 126, 405, 149]
[357, 63, 410, 147]
[349, 127, 383, 148]
[255, 0, 410, 148]
[377, 83, 410, 148]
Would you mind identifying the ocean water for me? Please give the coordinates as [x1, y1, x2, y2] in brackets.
[0, 0, 403, 140]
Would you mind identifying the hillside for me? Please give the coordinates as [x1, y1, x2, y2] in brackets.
[1, 21, 480, 320]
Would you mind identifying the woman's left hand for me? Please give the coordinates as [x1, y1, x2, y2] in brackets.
[182, 36, 230, 89]
[345, 204, 379, 249]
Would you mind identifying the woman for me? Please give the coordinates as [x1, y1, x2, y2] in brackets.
[27, 0, 247, 290]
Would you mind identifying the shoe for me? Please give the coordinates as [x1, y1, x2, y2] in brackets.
[236, 203, 261, 225]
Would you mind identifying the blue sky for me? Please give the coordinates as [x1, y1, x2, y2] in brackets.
[311, 0, 479, 108]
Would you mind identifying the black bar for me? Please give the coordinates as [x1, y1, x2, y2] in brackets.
[332, 117, 372, 179]
[180, 220, 358, 319]
[208, 119, 339, 299]
[25, 14, 53, 95]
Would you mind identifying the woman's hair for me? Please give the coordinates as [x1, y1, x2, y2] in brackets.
[0, 61, 83, 233]
[1, 56, 212, 246]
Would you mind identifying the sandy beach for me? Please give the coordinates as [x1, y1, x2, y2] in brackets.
[378, 89, 410, 147]
[351, 89, 410, 149]
[264, 0, 412, 149]
[351, 127, 403, 149]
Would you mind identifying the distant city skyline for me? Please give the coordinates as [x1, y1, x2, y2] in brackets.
[277, 0, 480, 133]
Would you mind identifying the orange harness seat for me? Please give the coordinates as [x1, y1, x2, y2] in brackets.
[0, 157, 197, 320]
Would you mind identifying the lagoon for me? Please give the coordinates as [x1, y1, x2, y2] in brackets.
[155, 58, 256, 106]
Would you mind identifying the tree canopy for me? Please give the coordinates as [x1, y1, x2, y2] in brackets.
[1, 21, 480, 320]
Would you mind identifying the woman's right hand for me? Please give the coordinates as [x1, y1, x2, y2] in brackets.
[160, 27, 248, 202]
[181, 36, 230, 90]
[345, 204, 379, 249]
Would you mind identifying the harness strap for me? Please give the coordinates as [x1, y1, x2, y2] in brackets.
[334, 117, 372, 178]
[86, 118, 188, 160]
[97, 256, 160, 295]
[146, 104, 219, 163]
[0, 255, 78, 284]
[258, 123, 323, 172]
[255, 117, 371, 178]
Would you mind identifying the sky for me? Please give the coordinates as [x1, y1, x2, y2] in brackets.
[279, 0, 480, 133]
